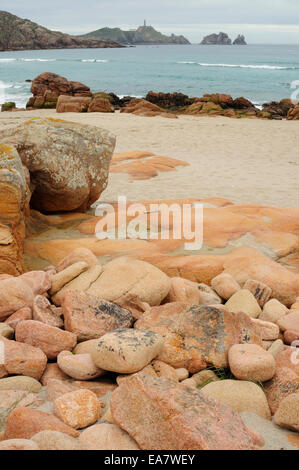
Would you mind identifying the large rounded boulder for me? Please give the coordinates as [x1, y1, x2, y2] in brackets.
[0, 118, 116, 212]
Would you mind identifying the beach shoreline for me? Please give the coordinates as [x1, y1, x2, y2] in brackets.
[0, 108, 298, 207]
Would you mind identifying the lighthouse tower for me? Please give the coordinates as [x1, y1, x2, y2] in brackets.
[144, 20, 146, 27]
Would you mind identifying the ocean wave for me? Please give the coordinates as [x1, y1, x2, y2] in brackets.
[118, 94, 143, 99]
[81, 59, 108, 63]
[177, 61, 297, 70]
[0, 82, 13, 89]
[177, 61, 197, 64]
[20, 58, 56, 62]
[0, 58, 16, 62]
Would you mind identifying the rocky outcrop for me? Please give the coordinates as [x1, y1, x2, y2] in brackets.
[0, 10, 123, 51]
[233, 35, 247, 45]
[0, 144, 29, 275]
[120, 98, 178, 118]
[201, 32, 232, 45]
[81, 24, 190, 45]
[87, 96, 114, 113]
[287, 104, 299, 120]
[27, 74, 117, 113]
[26, 72, 92, 109]
[262, 99, 294, 120]
[145, 91, 195, 110]
[0, 118, 115, 212]
[1, 102, 16, 112]
[183, 93, 257, 118]
[55, 96, 91, 113]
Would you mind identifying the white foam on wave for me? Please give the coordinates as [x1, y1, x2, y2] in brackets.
[117, 94, 143, 99]
[0, 58, 16, 62]
[0, 82, 13, 89]
[0, 80, 31, 108]
[177, 61, 296, 70]
[20, 58, 56, 62]
[177, 61, 197, 64]
[199, 63, 295, 70]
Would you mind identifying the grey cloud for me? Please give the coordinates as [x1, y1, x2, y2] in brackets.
[1, 0, 299, 43]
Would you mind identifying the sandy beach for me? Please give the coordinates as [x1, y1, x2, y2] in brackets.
[0, 109, 298, 207]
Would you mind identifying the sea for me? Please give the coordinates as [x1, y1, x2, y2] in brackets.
[0, 44, 299, 108]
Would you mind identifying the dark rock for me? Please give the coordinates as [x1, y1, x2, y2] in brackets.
[263, 99, 294, 119]
[232, 97, 255, 109]
[233, 35, 247, 45]
[201, 32, 232, 45]
[287, 104, 299, 120]
[1, 102, 16, 112]
[145, 91, 195, 110]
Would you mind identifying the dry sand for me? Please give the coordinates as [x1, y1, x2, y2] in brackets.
[0, 109, 298, 207]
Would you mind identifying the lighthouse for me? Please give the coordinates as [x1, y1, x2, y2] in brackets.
[144, 20, 146, 27]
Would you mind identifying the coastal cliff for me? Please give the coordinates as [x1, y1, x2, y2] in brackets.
[81, 24, 190, 45]
[0, 11, 123, 51]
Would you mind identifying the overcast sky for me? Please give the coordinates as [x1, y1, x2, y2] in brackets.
[3, 0, 299, 43]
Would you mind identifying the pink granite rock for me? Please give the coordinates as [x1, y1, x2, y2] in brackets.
[15, 320, 77, 359]
[57, 350, 104, 380]
[53, 389, 101, 429]
[264, 367, 299, 414]
[79, 423, 139, 450]
[243, 279, 272, 308]
[0, 278, 34, 320]
[3, 407, 80, 439]
[110, 373, 263, 450]
[211, 273, 241, 300]
[228, 344, 276, 382]
[40, 362, 70, 386]
[278, 310, 299, 333]
[62, 290, 133, 341]
[275, 348, 299, 375]
[19, 271, 51, 296]
[5, 307, 32, 330]
[0, 336, 47, 380]
[0, 439, 39, 450]
[33, 295, 63, 328]
[135, 305, 262, 371]
[284, 330, 299, 345]
[274, 393, 299, 432]
[57, 248, 99, 272]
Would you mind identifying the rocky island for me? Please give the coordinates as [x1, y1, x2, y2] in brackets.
[201, 32, 247, 45]
[0, 11, 123, 51]
[81, 21, 190, 45]
[233, 34, 247, 45]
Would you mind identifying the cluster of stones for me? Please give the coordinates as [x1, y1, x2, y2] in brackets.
[25, 73, 116, 114]
[0, 245, 298, 450]
[3, 72, 299, 120]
